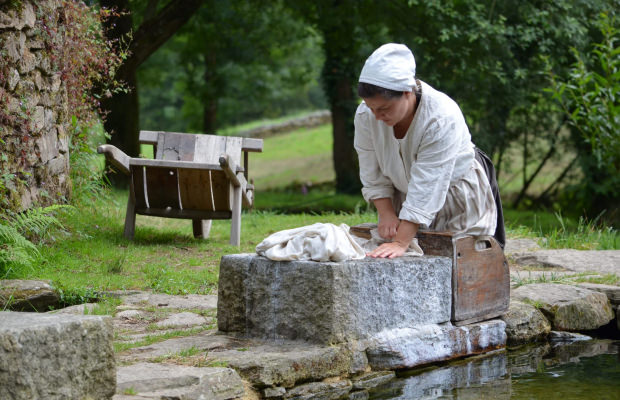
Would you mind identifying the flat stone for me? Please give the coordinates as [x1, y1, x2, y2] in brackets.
[0, 279, 60, 311]
[512, 249, 620, 276]
[351, 371, 395, 390]
[264, 386, 286, 398]
[0, 312, 115, 400]
[155, 311, 209, 328]
[283, 380, 352, 400]
[218, 253, 452, 343]
[371, 351, 509, 399]
[120, 292, 218, 311]
[504, 238, 541, 255]
[209, 340, 357, 388]
[49, 303, 97, 315]
[37, 128, 60, 163]
[347, 390, 370, 400]
[118, 331, 239, 362]
[512, 283, 614, 331]
[116, 362, 244, 400]
[8, 68, 19, 91]
[549, 331, 592, 342]
[501, 300, 551, 345]
[117, 309, 145, 319]
[366, 320, 506, 370]
[576, 282, 620, 306]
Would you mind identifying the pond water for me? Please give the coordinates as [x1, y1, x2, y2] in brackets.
[368, 339, 620, 400]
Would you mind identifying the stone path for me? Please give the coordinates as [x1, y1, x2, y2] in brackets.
[2, 238, 618, 400]
[505, 238, 620, 288]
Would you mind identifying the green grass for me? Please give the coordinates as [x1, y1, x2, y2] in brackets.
[505, 210, 618, 250]
[4, 187, 377, 306]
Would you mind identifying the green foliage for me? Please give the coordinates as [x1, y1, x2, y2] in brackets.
[35, 1, 125, 145]
[548, 13, 619, 170]
[0, 205, 73, 278]
[138, 0, 325, 132]
[0, 223, 39, 279]
[69, 120, 110, 206]
[545, 12, 619, 220]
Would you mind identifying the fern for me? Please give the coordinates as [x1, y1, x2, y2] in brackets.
[0, 204, 73, 278]
[5, 204, 73, 243]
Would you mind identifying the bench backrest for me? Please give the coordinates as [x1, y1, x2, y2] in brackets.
[131, 131, 259, 214]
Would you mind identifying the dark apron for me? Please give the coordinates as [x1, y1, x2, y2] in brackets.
[474, 147, 506, 249]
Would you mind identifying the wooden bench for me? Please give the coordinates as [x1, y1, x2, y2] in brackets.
[98, 131, 263, 245]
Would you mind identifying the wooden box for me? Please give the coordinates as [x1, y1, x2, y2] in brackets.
[350, 224, 509, 325]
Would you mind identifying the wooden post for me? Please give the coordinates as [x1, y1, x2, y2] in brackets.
[230, 186, 242, 246]
[124, 180, 137, 240]
[192, 219, 212, 239]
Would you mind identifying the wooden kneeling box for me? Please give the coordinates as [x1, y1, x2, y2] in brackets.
[350, 224, 509, 326]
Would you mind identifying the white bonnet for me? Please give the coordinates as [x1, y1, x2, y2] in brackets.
[358, 43, 416, 92]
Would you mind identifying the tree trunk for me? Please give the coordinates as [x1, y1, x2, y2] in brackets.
[331, 75, 360, 194]
[318, 5, 362, 195]
[203, 50, 217, 134]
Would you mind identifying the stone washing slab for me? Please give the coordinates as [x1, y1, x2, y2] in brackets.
[366, 319, 507, 370]
[115, 362, 244, 400]
[0, 311, 116, 400]
[512, 283, 614, 331]
[218, 253, 452, 343]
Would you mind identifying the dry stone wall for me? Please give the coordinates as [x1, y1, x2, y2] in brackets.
[0, 0, 70, 211]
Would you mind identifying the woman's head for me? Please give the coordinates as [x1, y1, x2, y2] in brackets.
[358, 43, 416, 94]
[358, 44, 417, 126]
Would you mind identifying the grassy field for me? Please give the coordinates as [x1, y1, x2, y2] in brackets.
[3, 118, 617, 308]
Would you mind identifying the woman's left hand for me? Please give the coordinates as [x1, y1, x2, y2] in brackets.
[367, 241, 409, 259]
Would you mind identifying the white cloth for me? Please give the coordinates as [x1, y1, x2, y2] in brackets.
[354, 80, 497, 237]
[352, 228, 424, 257]
[255, 223, 365, 262]
[359, 43, 416, 92]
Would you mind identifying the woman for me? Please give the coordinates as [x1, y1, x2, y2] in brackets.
[354, 43, 504, 258]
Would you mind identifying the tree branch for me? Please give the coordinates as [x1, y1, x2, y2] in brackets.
[512, 118, 566, 208]
[118, 0, 205, 78]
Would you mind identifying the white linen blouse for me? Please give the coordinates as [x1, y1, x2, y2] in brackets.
[354, 81, 497, 236]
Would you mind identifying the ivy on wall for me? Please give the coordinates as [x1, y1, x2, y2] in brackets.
[0, 0, 124, 211]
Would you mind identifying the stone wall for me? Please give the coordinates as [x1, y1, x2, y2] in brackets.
[0, 0, 70, 211]
[236, 110, 332, 138]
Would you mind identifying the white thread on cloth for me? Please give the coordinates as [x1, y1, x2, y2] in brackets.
[255, 223, 366, 262]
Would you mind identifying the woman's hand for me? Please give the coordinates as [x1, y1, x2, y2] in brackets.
[367, 241, 409, 258]
[378, 213, 400, 239]
[368, 219, 419, 259]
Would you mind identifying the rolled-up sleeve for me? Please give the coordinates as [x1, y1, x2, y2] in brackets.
[354, 113, 394, 202]
[399, 117, 461, 227]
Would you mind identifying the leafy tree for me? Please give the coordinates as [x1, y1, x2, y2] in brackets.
[546, 12, 619, 222]
[138, 0, 324, 134]
[98, 0, 204, 184]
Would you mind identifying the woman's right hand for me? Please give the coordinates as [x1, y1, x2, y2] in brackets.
[378, 212, 400, 239]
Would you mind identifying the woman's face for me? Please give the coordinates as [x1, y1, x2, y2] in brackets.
[363, 92, 412, 126]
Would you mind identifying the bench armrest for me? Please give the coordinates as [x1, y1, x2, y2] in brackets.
[97, 144, 130, 175]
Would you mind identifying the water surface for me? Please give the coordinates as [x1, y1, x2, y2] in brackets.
[368, 339, 619, 400]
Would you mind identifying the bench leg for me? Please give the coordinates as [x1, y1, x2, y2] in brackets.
[124, 184, 136, 240]
[230, 186, 241, 246]
[193, 219, 212, 239]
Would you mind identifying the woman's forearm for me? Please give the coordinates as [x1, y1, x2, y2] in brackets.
[394, 219, 419, 246]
